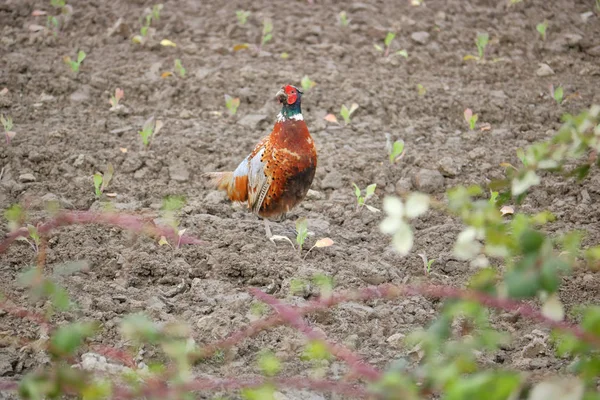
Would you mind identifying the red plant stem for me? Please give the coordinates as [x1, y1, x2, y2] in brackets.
[0, 210, 206, 253]
[111, 376, 369, 399]
[250, 288, 383, 382]
[91, 345, 136, 369]
[0, 300, 49, 327]
[196, 283, 600, 363]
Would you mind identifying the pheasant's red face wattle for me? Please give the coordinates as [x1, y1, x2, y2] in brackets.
[284, 85, 298, 105]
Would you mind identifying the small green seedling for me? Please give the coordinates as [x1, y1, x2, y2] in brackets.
[352, 183, 379, 212]
[47, 15, 59, 35]
[158, 195, 187, 248]
[47, 0, 72, 35]
[109, 88, 124, 110]
[225, 94, 240, 116]
[340, 103, 359, 125]
[138, 116, 163, 147]
[417, 83, 426, 97]
[388, 139, 405, 164]
[1, 114, 16, 145]
[338, 11, 350, 27]
[93, 163, 114, 198]
[418, 253, 435, 275]
[551, 85, 563, 105]
[301, 76, 316, 92]
[51, 0, 66, 7]
[260, 19, 273, 50]
[296, 217, 308, 254]
[174, 59, 186, 78]
[464, 108, 478, 130]
[133, 4, 163, 44]
[374, 32, 408, 58]
[464, 32, 489, 61]
[16, 224, 42, 254]
[63, 50, 86, 73]
[236, 10, 250, 25]
[536, 20, 548, 41]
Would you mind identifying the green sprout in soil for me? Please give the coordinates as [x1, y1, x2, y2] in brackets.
[417, 83, 426, 97]
[464, 32, 489, 62]
[109, 88, 124, 110]
[340, 103, 359, 125]
[174, 59, 186, 78]
[464, 108, 479, 130]
[387, 138, 405, 165]
[259, 19, 273, 51]
[551, 85, 564, 105]
[93, 163, 114, 198]
[138, 116, 163, 147]
[133, 4, 163, 44]
[352, 183, 379, 212]
[295, 217, 308, 255]
[236, 10, 250, 25]
[47, 0, 73, 35]
[157, 195, 187, 248]
[225, 94, 240, 116]
[419, 253, 436, 275]
[301, 76, 316, 92]
[374, 32, 408, 58]
[269, 219, 333, 257]
[338, 11, 350, 27]
[536, 20, 548, 41]
[63, 50, 86, 73]
[1, 114, 16, 145]
[4, 205, 41, 254]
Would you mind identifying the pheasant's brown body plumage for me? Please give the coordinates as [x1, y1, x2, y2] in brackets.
[205, 85, 317, 221]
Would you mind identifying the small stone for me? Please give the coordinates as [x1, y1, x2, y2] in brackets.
[39, 92, 55, 102]
[19, 173, 36, 183]
[395, 178, 412, 194]
[344, 334, 359, 350]
[386, 333, 406, 349]
[305, 189, 325, 200]
[73, 154, 85, 167]
[169, 161, 190, 182]
[468, 147, 486, 160]
[69, 85, 91, 103]
[536, 63, 555, 77]
[438, 156, 461, 177]
[586, 45, 600, 57]
[179, 109, 192, 119]
[411, 31, 430, 45]
[320, 170, 343, 190]
[413, 169, 444, 193]
[204, 191, 224, 205]
[581, 11, 594, 22]
[563, 33, 583, 46]
[237, 114, 267, 129]
[581, 189, 591, 204]
[522, 338, 546, 358]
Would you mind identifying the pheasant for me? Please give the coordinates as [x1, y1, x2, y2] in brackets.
[204, 84, 317, 238]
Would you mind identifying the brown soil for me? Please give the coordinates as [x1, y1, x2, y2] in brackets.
[1, 0, 600, 397]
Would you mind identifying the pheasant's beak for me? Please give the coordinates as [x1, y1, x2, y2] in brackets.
[276, 88, 287, 104]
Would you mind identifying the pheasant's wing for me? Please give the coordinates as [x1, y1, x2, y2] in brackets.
[232, 136, 270, 213]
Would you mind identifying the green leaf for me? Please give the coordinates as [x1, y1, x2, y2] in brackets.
[389, 139, 405, 163]
[519, 229, 545, 254]
[528, 378, 584, 400]
[77, 50, 86, 64]
[365, 183, 376, 198]
[395, 49, 408, 58]
[50, 322, 97, 357]
[384, 32, 396, 47]
[582, 306, 600, 336]
[312, 274, 333, 296]
[392, 222, 414, 256]
[446, 371, 521, 400]
[340, 104, 350, 124]
[242, 385, 275, 400]
[120, 314, 161, 343]
[374, 44, 383, 52]
[511, 170, 540, 196]
[258, 351, 281, 377]
[405, 192, 429, 219]
[300, 75, 316, 92]
[554, 86, 564, 104]
[383, 196, 404, 218]
[295, 217, 308, 248]
[352, 183, 361, 199]
[454, 227, 481, 260]
[505, 268, 540, 299]
[302, 340, 330, 361]
[51, 285, 71, 311]
[93, 172, 103, 197]
[542, 294, 564, 321]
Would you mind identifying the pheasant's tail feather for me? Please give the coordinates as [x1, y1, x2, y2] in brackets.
[203, 171, 248, 203]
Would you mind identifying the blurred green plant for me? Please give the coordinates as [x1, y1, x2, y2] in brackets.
[352, 183, 379, 212]
[63, 50, 86, 73]
[374, 32, 408, 58]
[236, 10, 250, 25]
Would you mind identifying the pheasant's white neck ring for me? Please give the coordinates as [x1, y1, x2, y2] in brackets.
[277, 112, 304, 122]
